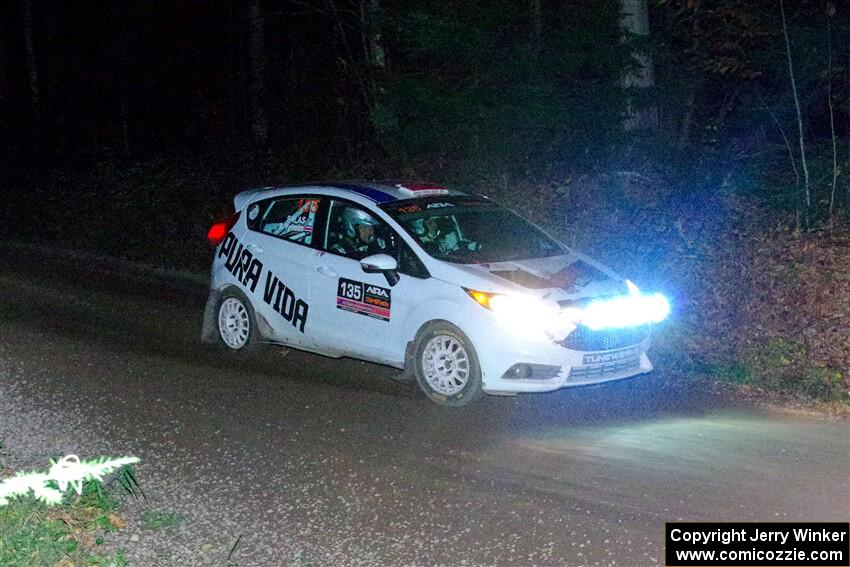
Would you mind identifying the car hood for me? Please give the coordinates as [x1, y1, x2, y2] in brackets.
[430, 252, 629, 305]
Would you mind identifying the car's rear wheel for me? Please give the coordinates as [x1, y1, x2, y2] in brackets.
[413, 322, 484, 406]
[216, 289, 261, 353]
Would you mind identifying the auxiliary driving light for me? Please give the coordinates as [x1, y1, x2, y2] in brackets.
[581, 282, 670, 330]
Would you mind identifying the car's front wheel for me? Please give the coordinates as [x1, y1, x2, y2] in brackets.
[216, 289, 261, 353]
[413, 322, 484, 407]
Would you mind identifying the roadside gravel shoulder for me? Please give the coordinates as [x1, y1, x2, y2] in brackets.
[0, 333, 275, 566]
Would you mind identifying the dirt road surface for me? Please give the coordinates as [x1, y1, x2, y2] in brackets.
[1, 244, 847, 566]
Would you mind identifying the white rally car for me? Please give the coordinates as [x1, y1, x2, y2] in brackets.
[201, 181, 669, 406]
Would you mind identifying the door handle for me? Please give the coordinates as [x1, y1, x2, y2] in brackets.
[316, 266, 337, 278]
[246, 242, 264, 254]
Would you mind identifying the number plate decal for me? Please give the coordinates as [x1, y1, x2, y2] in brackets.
[336, 278, 392, 321]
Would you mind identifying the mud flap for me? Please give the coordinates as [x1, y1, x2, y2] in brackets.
[393, 340, 417, 383]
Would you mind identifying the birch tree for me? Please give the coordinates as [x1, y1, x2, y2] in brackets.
[0, 28, 6, 105]
[620, 0, 656, 130]
[779, 0, 810, 212]
[22, 0, 41, 141]
[248, 0, 269, 147]
[359, 0, 398, 152]
[530, 0, 543, 60]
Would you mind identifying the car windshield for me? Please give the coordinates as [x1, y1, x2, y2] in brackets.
[382, 196, 565, 264]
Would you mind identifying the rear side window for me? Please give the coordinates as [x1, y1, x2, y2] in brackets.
[247, 196, 321, 245]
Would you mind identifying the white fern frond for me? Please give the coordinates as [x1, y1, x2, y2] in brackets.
[0, 454, 140, 506]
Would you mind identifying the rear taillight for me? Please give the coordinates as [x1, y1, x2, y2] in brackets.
[207, 211, 240, 246]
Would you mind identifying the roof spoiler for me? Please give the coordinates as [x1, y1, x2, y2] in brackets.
[232, 187, 271, 212]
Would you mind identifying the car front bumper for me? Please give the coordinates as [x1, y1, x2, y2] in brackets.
[472, 323, 654, 394]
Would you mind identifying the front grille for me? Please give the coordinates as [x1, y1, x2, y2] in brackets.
[569, 357, 640, 381]
[560, 324, 651, 351]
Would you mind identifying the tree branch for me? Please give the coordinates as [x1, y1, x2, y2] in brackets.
[779, 0, 810, 215]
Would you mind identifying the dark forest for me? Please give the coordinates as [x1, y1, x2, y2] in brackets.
[1, 2, 849, 565]
[2, 1, 849, 399]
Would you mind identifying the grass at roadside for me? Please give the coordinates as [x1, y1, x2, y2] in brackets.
[0, 479, 130, 566]
[141, 509, 182, 531]
[706, 360, 849, 405]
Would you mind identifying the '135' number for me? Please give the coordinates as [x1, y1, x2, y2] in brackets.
[339, 280, 362, 301]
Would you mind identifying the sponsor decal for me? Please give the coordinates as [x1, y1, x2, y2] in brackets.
[218, 233, 309, 333]
[297, 198, 320, 213]
[582, 346, 640, 365]
[266, 198, 319, 241]
[219, 233, 263, 293]
[248, 204, 260, 220]
[262, 271, 309, 333]
[292, 198, 319, 232]
[336, 277, 391, 321]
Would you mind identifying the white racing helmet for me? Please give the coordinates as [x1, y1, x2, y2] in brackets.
[343, 207, 379, 238]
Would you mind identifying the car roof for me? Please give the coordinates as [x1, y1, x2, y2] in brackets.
[235, 181, 468, 210]
[324, 181, 468, 203]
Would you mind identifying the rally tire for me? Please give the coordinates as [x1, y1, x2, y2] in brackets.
[215, 288, 262, 354]
[412, 321, 484, 407]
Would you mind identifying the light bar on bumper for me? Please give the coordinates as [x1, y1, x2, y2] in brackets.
[579, 281, 670, 330]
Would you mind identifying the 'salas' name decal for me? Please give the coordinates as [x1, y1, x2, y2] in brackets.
[219, 233, 309, 333]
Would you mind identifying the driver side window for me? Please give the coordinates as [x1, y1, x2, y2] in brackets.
[321, 199, 429, 278]
[322, 200, 396, 261]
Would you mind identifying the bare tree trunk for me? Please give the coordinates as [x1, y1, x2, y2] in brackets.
[119, 99, 130, 154]
[621, 0, 657, 131]
[827, 15, 838, 220]
[760, 95, 799, 191]
[0, 28, 6, 104]
[779, 0, 810, 213]
[22, 0, 41, 144]
[227, 1, 240, 142]
[530, 0, 542, 59]
[248, 0, 268, 148]
[677, 87, 696, 150]
[108, 1, 133, 155]
[714, 86, 740, 134]
[360, 0, 386, 90]
[359, 0, 398, 155]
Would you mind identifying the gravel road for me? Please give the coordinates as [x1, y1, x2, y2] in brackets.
[1, 243, 848, 566]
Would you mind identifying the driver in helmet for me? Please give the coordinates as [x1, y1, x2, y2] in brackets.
[332, 207, 387, 257]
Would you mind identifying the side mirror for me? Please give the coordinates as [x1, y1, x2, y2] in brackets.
[360, 254, 398, 272]
[360, 254, 400, 287]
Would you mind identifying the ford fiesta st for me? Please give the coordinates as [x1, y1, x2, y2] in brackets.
[201, 182, 669, 406]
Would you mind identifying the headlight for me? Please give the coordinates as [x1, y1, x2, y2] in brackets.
[465, 289, 569, 340]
